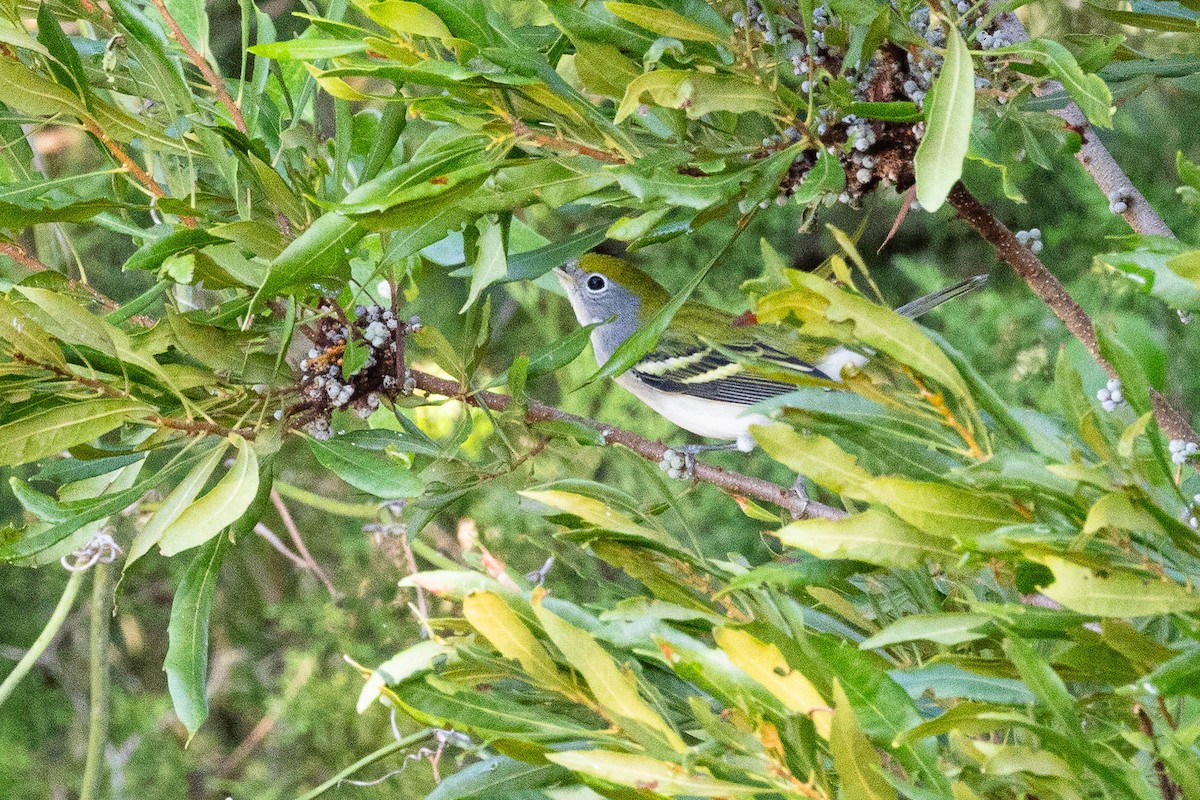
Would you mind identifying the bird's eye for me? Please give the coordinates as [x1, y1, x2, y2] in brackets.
[586, 274, 606, 292]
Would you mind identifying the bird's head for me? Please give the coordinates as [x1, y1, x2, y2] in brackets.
[553, 254, 669, 329]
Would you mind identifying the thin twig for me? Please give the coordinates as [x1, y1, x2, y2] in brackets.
[1135, 705, 1180, 800]
[947, 183, 1197, 443]
[398, 533, 430, 638]
[254, 522, 309, 570]
[271, 490, 341, 599]
[409, 370, 845, 520]
[146, 0, 247, 134]
[0, 571, 86, 708]
[0, 243, 155, 324]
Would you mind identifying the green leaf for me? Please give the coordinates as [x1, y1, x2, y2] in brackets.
[603, 2, 726, 42]
[860, 613, 993, 649]
[1031, 555, 1200, 617]
[533, 598, 686, 752]
[614, 69, 689, 122]
[159, 437, 259, 556]
[461, 217, 507, 312]
[126, 444, 227, 567]
[463, 590, 570, 692]
[829, 679, 897, 800]
[0, 296, 65, 368]
[790, 149, 847, 205]
[0, 398, 151, 468]
[545, 750, 768, 796]
[256, 212, 363, 299]
[425, 757, 570, 800]
[999, 39, 1113, 127]
[752, 424, 875, 496]
[1003, 636, 1082, 734]
[308, 434, 423, 499]
[519, 489, 682, 554]
[914, 26, 975, 212]
[866, 477, 1022, 540]
[776, 509, 956, 568]
[164, 532, 227, 740]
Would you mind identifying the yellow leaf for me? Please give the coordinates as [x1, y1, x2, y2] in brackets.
[714, 628, 831, 739]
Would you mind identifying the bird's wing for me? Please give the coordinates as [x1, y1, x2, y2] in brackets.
[631, 324, 833, 405]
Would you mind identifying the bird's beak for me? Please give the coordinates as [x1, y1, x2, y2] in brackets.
[553, 262, 582, 288]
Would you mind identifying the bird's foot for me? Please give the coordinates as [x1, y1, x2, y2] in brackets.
[659, 443, 739, 480]
[791, 473, 810, 517]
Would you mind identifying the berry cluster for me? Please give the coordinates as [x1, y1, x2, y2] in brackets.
[1015, 228, 1043, 254]
[659, 448, 691, 480]
[1096, 378, 1124, 412]
[295, 302, 418, 438]
[749, 1, 1012, 212]
[1169, 438, 1198, 466]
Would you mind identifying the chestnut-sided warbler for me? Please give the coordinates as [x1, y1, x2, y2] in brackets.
[555, 255, 983, 454]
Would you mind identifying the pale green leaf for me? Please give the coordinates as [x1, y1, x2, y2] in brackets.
[546, 750, 768, 797]
[830, 679, 897, 800]
[914, 27, 975, 211]
[126, 444, 227, 567]
[776, 509, 956, 568]
[463, 590, 570, 693]
[603, 2, 725, 43]
[159, 437, 259, 556]
[1033, 556, 1200, 617]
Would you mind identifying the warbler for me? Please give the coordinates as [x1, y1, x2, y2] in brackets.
[555, 254, 984, 455]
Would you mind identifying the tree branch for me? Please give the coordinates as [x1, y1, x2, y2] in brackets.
[147, 0, 247, 134]
[947, 182, 1196, 442]
[408, 370, 845, 521]
[994, 12, 1174, 238]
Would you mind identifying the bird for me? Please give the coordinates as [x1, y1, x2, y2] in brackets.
[554, 254, 985, 461]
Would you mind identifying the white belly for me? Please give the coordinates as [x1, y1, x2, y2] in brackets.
[615, 373, 768, 452]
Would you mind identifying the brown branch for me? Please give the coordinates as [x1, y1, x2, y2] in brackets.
[510, 120, 627, 165]
[271, 490, 341, 600]
[947, 183, 1197, 443]
[1135, 705, 1180, 800]
[994, 12, 1173, 238]
[0, 243, 156, 325]
[409, 370, 845, 520]
[146, 0, 247, 134]
[80, 120, 197, 229]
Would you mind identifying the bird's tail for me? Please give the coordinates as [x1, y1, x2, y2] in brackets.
[895, 274, 988, 319]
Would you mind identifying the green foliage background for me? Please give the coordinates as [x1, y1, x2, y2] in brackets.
[2, 0, 1200, 798]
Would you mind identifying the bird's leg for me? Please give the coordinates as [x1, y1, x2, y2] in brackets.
[660, 443, 740, 480]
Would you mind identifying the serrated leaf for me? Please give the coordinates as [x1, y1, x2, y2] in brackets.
[751, 424, 875, 496]
[830, 679, 897, 800]
[914, 27, 975, 211]
[714, 627, 831, 738]
[533, 599, 686, 752]
[1033, 555, 1200, 617]
[159, 437, 259, 556]
[463, 590, 569, 692]
[165, 533, 227, 739]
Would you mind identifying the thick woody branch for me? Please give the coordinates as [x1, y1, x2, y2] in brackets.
[994, 12, 1174, 238]
[409, 370, 845, 521]
[147, 0, 247, 134]
[947, 183, 1196, 442]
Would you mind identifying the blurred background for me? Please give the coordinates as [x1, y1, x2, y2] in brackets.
[2, 1, 1199, 798]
